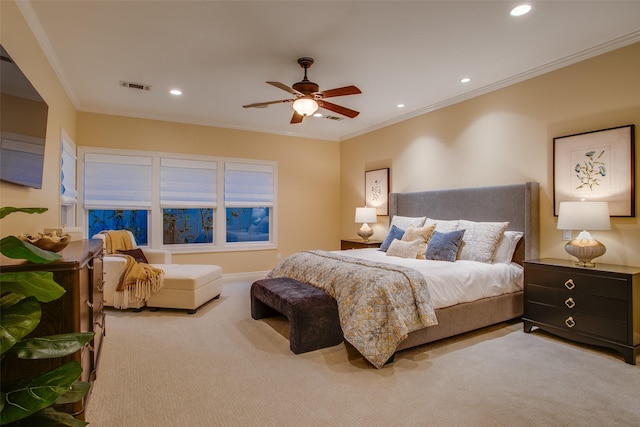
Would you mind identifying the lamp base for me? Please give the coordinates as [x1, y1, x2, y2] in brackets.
[357, 223, 374, 242]
[564, 238, 606, 268]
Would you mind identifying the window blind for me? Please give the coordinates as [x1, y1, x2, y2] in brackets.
[224, 162, 274, 207]
[61, 137, 78, 206]
[83, 153, 152, 208]
[160, 158, 217, 207]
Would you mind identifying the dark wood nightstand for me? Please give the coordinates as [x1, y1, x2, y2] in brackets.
[523, 258, 640, 364]
[340, 239, 382, 250]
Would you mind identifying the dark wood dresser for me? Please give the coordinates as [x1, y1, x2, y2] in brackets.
[0, 239, 105, 417]
[523, 258, 640, 364]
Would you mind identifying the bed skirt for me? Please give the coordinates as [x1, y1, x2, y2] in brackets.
[396, 291, 523, 351]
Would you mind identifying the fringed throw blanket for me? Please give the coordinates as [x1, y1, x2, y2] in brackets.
[100, 230, 164, 309]
[267, 250, 438, 368]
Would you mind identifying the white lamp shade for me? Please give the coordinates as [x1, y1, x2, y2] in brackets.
[292, 97, 318, 116]
[557, 201, 611, 230]
[355, 207, 377, 224]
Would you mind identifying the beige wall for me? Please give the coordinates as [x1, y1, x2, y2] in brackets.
[341, 42, 640, 267]
[76, 112, 341, 273]
[0, 1, 77, 238]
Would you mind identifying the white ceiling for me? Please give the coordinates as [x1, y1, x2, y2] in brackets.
[17, 1, 640, 142]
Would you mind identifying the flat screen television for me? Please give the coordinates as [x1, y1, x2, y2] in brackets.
[0, 44, 49, 189]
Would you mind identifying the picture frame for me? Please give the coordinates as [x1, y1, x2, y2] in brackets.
[553, 124, 635, 217]
[365, 168, 389, 216]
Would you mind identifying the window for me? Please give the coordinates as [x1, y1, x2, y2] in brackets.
[226, 207, 270, 242]
[79, 147, 276, 252]
[224, 162, 274, 243]
[83, 152, 152, 243]
[88, 209, 149, 245]
[160, 158, 216, 246]
[163, 208, 213, 244]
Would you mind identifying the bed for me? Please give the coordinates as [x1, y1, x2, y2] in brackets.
[268, 182, 540, 367]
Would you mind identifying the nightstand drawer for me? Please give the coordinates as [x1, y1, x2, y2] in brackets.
[526, 267, 628, 300]
[526, 302, 628, 343]
[526, 283, 627, 320]
[340, 240, 382, 250]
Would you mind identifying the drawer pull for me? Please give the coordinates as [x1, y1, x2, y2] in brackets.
[564, 297, 576, 309]
[565, 317, 576, 328]
[564, 279, 575, 290]
[86, 300, 94, 308]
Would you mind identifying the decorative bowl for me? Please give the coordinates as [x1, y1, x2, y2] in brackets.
[20, 233, 72, 253]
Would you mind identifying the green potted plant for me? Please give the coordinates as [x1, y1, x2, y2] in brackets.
[0, 207, 94, 426]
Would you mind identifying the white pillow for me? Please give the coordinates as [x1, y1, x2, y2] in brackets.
[424, 218, 459, 233]
[390, 215, 426, 230]
[386, 238, 422, 259]
[457, 220, 509, 263]
[493, 231, 523, 264]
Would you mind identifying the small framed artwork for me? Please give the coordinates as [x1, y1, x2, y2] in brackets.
[365, 168, 389, 215]
[553, 124, 635, 217]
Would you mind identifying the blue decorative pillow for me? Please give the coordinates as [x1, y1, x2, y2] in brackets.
[379, 225, 405, 252]
[425, 229, 465, 262]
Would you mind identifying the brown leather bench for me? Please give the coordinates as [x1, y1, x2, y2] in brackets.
[251, 277, 343, 354]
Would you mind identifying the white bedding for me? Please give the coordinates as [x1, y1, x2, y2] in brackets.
[334, 248, 523, 309]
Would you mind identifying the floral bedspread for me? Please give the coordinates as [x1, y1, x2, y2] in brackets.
[266, 250, 438, 368]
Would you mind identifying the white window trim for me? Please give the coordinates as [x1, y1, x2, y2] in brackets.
[78, 146, 277, 253]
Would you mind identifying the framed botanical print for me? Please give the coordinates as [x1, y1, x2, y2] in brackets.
[365, 168, 389, 215]
[553, 124, 635, 217]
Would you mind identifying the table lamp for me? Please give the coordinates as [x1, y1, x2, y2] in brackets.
[355, 207, 377, 242]
[557, 201, 610, 267]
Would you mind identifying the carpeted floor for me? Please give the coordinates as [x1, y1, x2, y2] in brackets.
[85, 280, 640, 426]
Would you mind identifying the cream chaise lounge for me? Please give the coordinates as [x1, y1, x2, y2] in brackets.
[93, 231, 223, 314]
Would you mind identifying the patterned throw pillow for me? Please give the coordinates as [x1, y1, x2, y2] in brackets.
[379, 225, 406, 252]
[401, 224, 436, 259]
[424, 230, 465, 262]
[457, 220, 509, 263]
[386, 239, 422, 259]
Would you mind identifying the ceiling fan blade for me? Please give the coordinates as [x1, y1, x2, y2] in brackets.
[242, 99, 293, 109]
[318, 100, 360, 118]
[317, 85, 361, 98]
[267, 81, 303, 96]
[290, 111, 304, 124]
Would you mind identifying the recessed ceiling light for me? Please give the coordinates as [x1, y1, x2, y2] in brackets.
[461, 77, 471, 83]
[170, 89, 182, 96]
[397, 104, 405, 108]
[510, 4, 532, 17]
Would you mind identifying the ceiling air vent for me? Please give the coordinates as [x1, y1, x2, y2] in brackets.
[120, 81, 151, 91]
[324, 115, 343, 121]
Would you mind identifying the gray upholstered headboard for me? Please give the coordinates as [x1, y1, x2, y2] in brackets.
[389, 182, 540, 264]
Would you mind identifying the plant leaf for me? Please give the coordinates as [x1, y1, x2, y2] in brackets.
[0, 296, 41, 355]
[0, 271, 65, 303]
[0, 361, 82, 424]
[13, 407, 90, 427]
[54, 381, 91, 404]
[0, 207, 47, 220]
[0, 236, 61, 264]
[11, 332, 95, 360]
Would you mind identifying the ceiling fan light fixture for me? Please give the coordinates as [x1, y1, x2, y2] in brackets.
[293, 97, 319, 116]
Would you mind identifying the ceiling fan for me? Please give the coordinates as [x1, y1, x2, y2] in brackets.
[242, 57, 361, 124]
